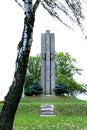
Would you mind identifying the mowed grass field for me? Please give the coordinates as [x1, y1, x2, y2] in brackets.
[0, 96, 87, 130]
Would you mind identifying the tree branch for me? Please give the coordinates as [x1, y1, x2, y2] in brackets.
[33, 0, 41, 13]
[65, 0, 85, 32]
[42, 2, 74, 30]
[15, 0, 24, 9]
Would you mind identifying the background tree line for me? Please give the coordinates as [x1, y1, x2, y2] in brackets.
[24, 52, 85, 96]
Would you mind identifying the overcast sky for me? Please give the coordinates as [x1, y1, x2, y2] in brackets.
[0, 1, 87, 100]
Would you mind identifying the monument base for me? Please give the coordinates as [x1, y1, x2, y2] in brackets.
[40, 104, 55, 116]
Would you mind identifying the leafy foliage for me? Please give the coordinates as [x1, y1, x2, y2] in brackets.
[55, 52, 82, 79]
[24, 52, 84, 95]
[25, 80, 43, 96]
[53, 83, 69, 95]
[55, 52, 84, 95]
[24, 54, 41, 89]
[55, 74, 85, 95]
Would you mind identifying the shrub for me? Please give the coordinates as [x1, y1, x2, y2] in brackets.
[25, 80, 43, 96]
[53, 83, 69, 96]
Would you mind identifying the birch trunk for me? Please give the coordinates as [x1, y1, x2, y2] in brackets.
[0, 0, 40, 129]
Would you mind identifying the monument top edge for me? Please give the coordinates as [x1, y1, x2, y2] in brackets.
[41, 30, 55, 35]
[46, 30, 50, 33]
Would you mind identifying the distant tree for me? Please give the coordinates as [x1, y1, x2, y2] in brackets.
[55, 52, 84, 95]
[55, 52, 82, 79]
[24, 54, 41, 89]
[25, 52, 83, 87]
[0, 1, 86, 129]
[55, 72, 85, 96]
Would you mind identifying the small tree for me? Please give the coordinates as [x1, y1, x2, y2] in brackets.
[53, 83, 69, 96]
[25, 80, 43, 96]
[55, 52, 84, 95]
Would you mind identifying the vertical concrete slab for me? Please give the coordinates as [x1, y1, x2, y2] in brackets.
[50, 33, 55, 94]
[45, 30, 51, 95]
[41, 34, 46, 94]
[41, 30, 55, 95]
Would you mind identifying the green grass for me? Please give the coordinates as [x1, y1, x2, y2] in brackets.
[0, 96, 87, 130]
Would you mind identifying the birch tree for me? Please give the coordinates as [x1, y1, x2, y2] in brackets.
[0, 0, 86, 129]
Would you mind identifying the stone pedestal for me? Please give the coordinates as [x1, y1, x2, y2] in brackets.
[40, 104, 54, 116]
[41, 30, 55, 95]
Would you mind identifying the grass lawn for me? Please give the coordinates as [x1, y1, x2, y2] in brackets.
[0, 96, 87, 130]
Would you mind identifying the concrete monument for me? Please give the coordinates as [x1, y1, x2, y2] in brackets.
[41, 30, 55, 95]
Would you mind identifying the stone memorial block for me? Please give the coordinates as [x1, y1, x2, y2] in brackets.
[40, 104, 55, 116]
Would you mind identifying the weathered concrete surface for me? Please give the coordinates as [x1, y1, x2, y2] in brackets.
[41, 30, 55, 95]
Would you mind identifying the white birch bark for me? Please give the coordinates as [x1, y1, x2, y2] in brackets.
[0, 0, 40, 129]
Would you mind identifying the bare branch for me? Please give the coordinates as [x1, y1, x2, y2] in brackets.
[33, 0, 41, 13]
[53, 2, 76, 22]
[41, 0, 86, 35]
[42, 3, 74, 30]
[41, 0, 76, 30]
[65, 0, 85, 32]
[15, 0, 24, 9]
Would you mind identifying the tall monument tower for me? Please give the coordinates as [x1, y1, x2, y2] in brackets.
[41, 30, 55, 95]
